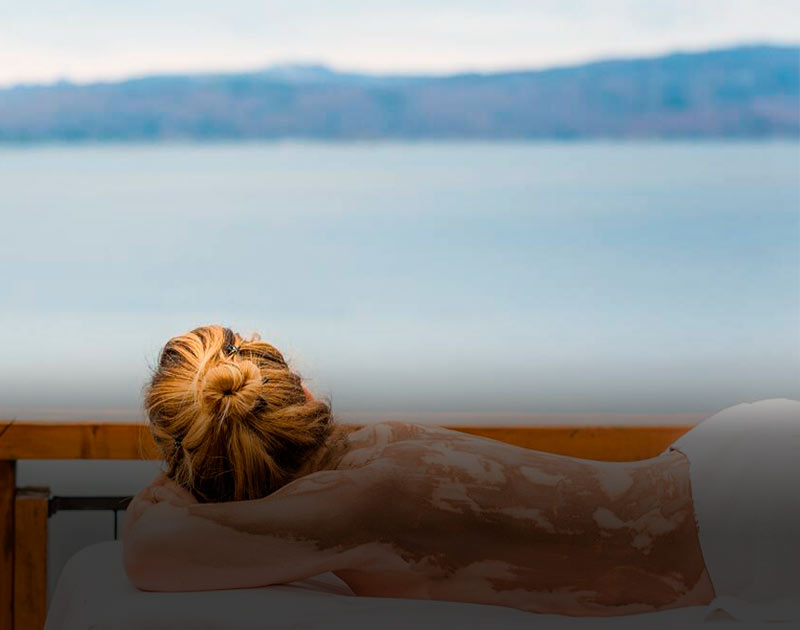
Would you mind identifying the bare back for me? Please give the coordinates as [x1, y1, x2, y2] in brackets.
[319, 422, 713, 616]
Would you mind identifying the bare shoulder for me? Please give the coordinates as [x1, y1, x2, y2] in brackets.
[338, 422, 475, 470]
[347, 421, 470, 446]
[337, 421, 559, 493]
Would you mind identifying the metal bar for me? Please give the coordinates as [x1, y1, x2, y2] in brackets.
[48, 496, 132, 516]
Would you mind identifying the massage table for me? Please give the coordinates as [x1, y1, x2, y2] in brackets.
[46, 541, 723, 629]
[2, 418, 729, 628]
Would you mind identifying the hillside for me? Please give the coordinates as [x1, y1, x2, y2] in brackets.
[0, 45, 797, 140]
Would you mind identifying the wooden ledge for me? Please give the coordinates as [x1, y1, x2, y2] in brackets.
[0, 422, 158, 460]
[0, 421, 693, 461]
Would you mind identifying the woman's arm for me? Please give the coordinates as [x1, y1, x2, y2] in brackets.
[123, 469, 369, 591]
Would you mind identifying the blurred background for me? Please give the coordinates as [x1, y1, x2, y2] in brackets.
[1, 0, 799, 592]
[1, 1, 798, 423]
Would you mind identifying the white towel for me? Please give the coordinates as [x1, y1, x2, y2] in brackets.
[670, 398, 800, 622]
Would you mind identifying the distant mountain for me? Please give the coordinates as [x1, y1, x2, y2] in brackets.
[1, 45, 797, 141]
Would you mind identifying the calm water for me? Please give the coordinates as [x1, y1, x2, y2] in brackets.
[1, 142, 798, 417]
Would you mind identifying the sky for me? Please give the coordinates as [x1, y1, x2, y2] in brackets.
[1, 0, 798, 86]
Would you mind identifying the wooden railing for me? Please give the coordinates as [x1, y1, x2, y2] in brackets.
[0, 419, 699, 630]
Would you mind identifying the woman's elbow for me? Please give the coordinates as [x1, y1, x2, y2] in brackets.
[122, 505, 188, 591]
[124, 556, 159, 591]
[123, 531, 174, 591]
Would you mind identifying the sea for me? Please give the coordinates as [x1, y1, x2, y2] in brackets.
[1, 141, 797, 417]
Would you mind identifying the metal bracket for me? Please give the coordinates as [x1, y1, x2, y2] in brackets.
[47, 496, 132, 517]
[45, 493, 133, 540]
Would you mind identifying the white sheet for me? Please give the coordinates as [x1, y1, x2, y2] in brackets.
[670, 397, 800, 622]
[46, 542, 733, 629]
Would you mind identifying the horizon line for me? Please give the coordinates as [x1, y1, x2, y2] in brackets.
[2, 39, 797, 91]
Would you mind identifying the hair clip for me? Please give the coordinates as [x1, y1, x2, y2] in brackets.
[225, 344, 240, 356]
[173, 436, 182, 450]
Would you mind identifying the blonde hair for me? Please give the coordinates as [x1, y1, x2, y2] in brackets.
[145, 325, 333, 502]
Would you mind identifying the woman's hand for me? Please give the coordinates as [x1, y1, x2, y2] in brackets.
[125, 473, 195, 526]
[148, 474, 198, 507]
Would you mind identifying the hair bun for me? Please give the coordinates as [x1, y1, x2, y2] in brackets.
[200, 360, 262, 420]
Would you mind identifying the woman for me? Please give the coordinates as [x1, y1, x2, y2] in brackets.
[123, 325, 799, 619]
